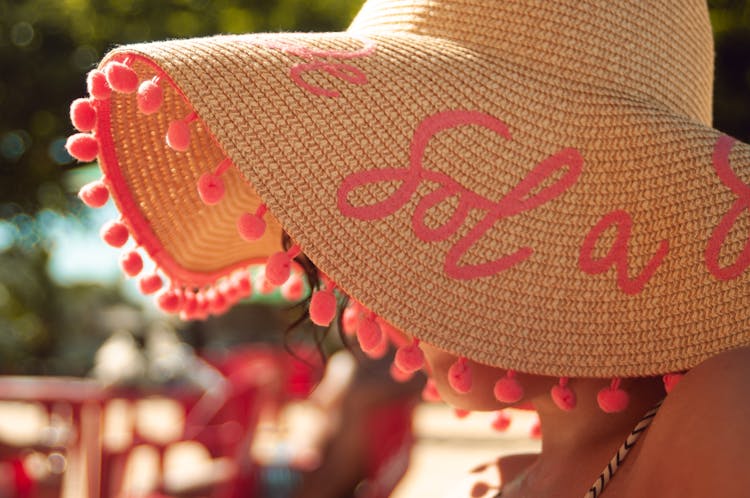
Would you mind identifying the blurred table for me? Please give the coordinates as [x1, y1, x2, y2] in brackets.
[0, 376, 106, 498]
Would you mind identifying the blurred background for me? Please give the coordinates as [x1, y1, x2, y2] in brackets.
[0, 0, 748, 497]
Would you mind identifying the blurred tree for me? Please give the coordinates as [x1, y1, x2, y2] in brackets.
[0, 237, 129, 376]
[0, 0, 365, 216]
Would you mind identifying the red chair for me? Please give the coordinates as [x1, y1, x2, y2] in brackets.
[360, 397, 418, 498]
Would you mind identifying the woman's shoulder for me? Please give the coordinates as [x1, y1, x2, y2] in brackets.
[630, 346, 750, 497]
[667, 345, 750, 418]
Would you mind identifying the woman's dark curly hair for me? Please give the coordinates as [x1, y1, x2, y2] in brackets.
[282, 232, 353, 364]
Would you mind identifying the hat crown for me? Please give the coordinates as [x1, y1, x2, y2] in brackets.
[350, 0, 715, 124]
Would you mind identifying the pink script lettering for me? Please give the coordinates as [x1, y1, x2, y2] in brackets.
[705, 135, 750, 280]
[255, 36, 376, 98]
[337, 110, 583, 280]
[579, 210, 670, 295]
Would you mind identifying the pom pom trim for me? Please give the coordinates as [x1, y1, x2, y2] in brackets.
[394, 337, 425, 373]
[493, 370, 524, 404]
[79, 54, 307, 321]
[90, 53, 261, 287]
[550, 377, 577, 411]
[70, 98, 97, 132]
[237, 204, 268, 241]
[78, 179, 109, 208]
[448, 356, 473, 394]
[597, 378, 630, 413]
[421, 379, 442, 402]
[87, 70, 111, 101]
[104, 60, 139, 93]
[137, 76, 164, 115]
[356, 311, 384, 353]
[309, 282, 338, 326]
[490, 411, 511, 432]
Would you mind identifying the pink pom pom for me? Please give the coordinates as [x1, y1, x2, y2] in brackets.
[197, 173, 225, 205]
[662, 373, 684, 394]
[454, 409, 470, 419]
[448, 357, 472, 394]
[394, 339, 424, 373]
[530, 420, 542, 439]
[389, 363, 414, 383]
[207, 288, 229, 315]
[310, 288, 337, 326]
[100, 220, 129, 248]
[87, 70, 111, 100]
[356, 314, 383, 353]
[550, 377, 576, 411]
[120, 251, 143, 277]
[281, 273, 304, 301]
[363, 332, 388, 359]
[166, 119, 192, 152]
[220, 280, 239, 302]
[180, 290, 198, 320]
[257, 268, 275, 294]
[195, 292, 210, 320]
[421, 379, 441, 402]
[65, 133, 99, 162]
[70, 98, 96, 132]
[78, 180, 109, 208]
[597, 379, 630, 413]
[138, 274, 163, 295]
[491, 411, 511, 432]
[342, 303, 360, 336]
[265, 246, 300, 287]
[104, 61, 138, 93]
[156, 289, 182, 314]
[493, 371, 524, 404]
[237, 212, 266, 241]
[233, 272, 252, 298]
[137, 78, 163, 114]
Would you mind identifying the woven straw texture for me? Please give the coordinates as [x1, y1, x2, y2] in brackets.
[96, 0, 750, 377]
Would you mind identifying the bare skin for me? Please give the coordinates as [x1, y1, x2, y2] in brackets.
[421, 343, 750, 498]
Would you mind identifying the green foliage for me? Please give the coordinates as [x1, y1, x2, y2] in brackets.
[0, 240, 125, 376]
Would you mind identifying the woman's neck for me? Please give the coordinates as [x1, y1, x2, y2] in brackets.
[504, 377, 664, 497]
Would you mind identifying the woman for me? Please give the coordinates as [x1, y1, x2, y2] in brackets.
[66, 0, 750, 495]
[425, 344, 750, 497]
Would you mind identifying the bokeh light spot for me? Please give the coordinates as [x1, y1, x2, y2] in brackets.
[166, 11, 201, 37]
[31, 111, 57, 137]
[1, 132, 27, 162]
[10, 22, 35, 48]
[48, 137, 73, 165]
[0, 221, 19, 252]
[71, 45, 98, 71]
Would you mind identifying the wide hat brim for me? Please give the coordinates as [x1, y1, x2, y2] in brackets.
[76, 29, 750, 378]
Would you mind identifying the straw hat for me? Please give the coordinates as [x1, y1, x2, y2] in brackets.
[66, 0, 750, 394]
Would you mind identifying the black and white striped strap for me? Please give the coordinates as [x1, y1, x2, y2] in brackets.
[584, 401, 663, 498]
